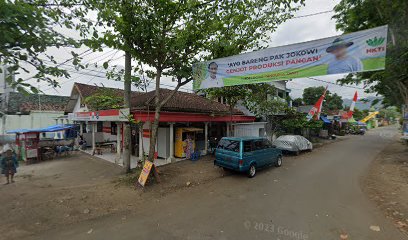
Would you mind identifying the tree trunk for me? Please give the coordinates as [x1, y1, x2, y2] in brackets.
[147, 68, 162, 182]
[123, 50, 132, 173]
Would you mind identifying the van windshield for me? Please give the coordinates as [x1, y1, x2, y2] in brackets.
[217, 139, 240, 152]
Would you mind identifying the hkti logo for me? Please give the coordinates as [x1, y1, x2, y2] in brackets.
[366, 36, 385, 47]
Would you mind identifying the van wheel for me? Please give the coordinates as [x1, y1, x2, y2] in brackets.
[275, 156, 282, 167]
[295, 149, 300, 156]
[247, 164, 256, 178]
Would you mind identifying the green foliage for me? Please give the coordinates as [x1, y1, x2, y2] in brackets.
[302, 86, 326, 105]
[83, 0, 305, 163]
[243, 84, 288, 118]
[352, 108, 366, 120]
[326, 93, 343, 111]
[292, 98, 304, 107]
[281, 111, 323, 131]
[333, 0, 408, 107]
[302, 86, 343, 111]
[203, 0, 305, 100]
[0, 0, 89, 91]
[84, 88, 123, 110]
[378, 106, 400, 120]
[205, 85, 248, 111]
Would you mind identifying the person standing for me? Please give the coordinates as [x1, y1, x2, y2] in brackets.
[1, 145, 18, 184]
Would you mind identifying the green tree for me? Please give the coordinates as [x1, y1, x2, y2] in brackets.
[205, 86, 249, 134]
[333, 0, 408, 107]
[302, 86, 343, 111]
[84, 88, 124, 110]
[281, 109, 323, 134]
[326, 93, 343, 110]
[379, 106, 400, 120]
[203, 0, 305, 116]
[0, 0, 88, 92]
[243, 84, 289, 138]
[86, 0, 305, 172]
[302, 86, 326, 105]
[292, 98, 304, 107]
[352, 108, 365, 120]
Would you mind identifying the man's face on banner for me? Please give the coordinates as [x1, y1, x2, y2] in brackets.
[208, 63, 218, 77]
[331, 46, 348, 59]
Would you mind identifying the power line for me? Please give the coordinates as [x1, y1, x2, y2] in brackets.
[291, 10, 334, 19]
[306, 77, 364, 90]
[41, 50, 119, 92]
[22, 48, 94, 82]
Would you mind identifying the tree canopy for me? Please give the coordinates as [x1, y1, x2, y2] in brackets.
[84, 88, 124, 110]
[0, 0, 88, 92]
[84, 0, 305, 164]
[302, 86, 343, 112]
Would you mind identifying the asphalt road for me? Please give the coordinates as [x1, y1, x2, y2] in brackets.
[32, 126, 406, 240]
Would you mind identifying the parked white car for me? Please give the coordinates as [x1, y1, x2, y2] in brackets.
[273, 135, 313, 155]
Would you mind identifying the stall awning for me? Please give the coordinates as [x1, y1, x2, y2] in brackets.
[7, 124, 74, 134]
[320, 116, 331, 124]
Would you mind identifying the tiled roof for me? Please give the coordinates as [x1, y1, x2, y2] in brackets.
[5, 92, 69, 113]
[74, 83, 141, 99]
[132, 88, 242, 114]
[70, 83, 242, 115]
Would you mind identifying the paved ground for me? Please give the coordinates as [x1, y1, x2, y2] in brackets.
[29, 125, 407, 240]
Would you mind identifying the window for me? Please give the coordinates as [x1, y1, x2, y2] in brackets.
[97, 122, 103, 132]
[262, 139, 272, 149]
[243, 141, 253, 152]
[111, 122, 117, 135]
[217, 139, 240, 152]
[254, 140, 264, 150]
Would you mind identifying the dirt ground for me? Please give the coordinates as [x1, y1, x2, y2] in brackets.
[0, 152, 227, 240]
[362, 137, 408, 236]
[0, 137, 342, 240]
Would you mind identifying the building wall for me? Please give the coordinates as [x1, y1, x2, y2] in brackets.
[1, 111, 64, 134]
[73, 97, 88, 113]
[233, 122, 267, 138]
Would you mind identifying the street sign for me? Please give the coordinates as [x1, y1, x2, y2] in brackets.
[138, 160, 154, 187]
[69, 108, 130, 122]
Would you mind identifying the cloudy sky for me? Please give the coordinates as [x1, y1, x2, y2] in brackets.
[28, 0, 371, 100]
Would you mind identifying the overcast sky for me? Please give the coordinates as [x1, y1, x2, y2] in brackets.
[28, 0, 372, 100]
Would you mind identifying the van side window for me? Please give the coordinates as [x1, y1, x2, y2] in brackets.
[243, 141, 253, 152]
[254, 140, 263, 150]
[262, 139, 272, 148]
[217, 139, 240, 152]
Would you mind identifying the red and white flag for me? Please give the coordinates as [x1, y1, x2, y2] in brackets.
[342, 91, 358, 119]
[306, 86, 328, 121]
[347, 91, 358, 118]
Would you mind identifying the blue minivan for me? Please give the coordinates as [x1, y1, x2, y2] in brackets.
[214, 137, 283, 178]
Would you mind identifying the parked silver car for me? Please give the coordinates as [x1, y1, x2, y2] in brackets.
[273, 135, 313, 155]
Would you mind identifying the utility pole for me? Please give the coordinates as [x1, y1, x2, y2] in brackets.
[123, 50, 131, 173]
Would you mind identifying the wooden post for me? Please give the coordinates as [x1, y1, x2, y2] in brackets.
[204, 122, 208, 155]
[168, 122, 174, 163]
[116, 122, 122, 164]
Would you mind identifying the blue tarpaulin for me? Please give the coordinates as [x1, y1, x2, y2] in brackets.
[7, 124, 74, 134]
[320, 116, 331, 124]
